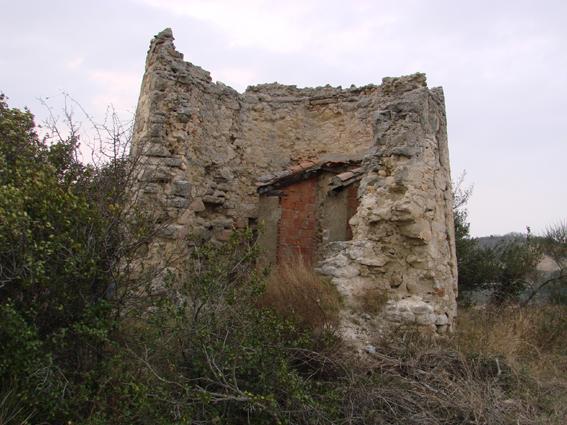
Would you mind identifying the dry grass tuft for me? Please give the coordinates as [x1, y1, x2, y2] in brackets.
[456, 305, 567, 377]
[258, 259, 342, 335]
[454, 305, 567, 422]
[328, 305, 567, 424]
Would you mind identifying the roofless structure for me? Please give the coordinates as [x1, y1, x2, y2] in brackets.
[130, 29, 458, 345]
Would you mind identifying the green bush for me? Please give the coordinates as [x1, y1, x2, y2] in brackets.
[100, 232, 335, 424]
[0, 94, 120, 422]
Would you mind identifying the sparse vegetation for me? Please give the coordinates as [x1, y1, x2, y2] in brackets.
[341, 304, 567, 424]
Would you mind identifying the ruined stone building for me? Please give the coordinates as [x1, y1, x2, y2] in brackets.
[130, 29, 458, 345]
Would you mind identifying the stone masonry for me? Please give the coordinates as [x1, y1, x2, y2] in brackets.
[130, 28, 458, 346]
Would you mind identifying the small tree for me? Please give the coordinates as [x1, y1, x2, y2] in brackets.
[490, 232, 542, 303]
[524, 221, 567, 304]
[452, 174, 499, 292]
[452, 173, 542, 302]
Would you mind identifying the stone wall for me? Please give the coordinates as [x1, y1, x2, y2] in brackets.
[130, 28, 458, 346]
[318, 84, 458, 342]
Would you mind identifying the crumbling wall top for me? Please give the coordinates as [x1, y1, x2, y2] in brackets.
[146, 28, 428, 101]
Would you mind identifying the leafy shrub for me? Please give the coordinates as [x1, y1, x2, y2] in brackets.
[0, 94, 135, 422]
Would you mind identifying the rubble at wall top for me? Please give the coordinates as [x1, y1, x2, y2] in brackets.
[148, 28, 430, 101]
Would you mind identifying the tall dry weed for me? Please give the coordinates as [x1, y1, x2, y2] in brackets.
[456, 306, 567, 376]
[258, 259, 341, 335]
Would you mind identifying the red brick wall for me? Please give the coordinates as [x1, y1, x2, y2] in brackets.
[277, 177, 318, 265]
[345, 182, 360, 240]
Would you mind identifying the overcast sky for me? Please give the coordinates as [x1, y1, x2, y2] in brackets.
[1, 0, 565, 236]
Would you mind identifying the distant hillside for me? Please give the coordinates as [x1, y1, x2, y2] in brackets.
[462, 232, 563, 304]
[474, 232, 559, 272]
[475, 232, 527, 249]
